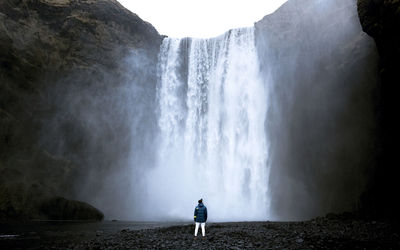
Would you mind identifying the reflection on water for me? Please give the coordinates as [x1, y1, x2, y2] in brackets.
[0, 221, 190, 248]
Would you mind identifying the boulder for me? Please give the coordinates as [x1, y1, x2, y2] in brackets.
[40, 196, 104, 221]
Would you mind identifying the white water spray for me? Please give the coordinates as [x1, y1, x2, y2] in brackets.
[145, 27, 270, 221]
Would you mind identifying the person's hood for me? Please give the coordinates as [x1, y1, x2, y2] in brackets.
[198, 203, 204, 207]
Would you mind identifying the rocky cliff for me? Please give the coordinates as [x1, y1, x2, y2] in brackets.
[357, 0, 400, 219]
[0, 0, 162, 221]
[255, 0, 379, 220]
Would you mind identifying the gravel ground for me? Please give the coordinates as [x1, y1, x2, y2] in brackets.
[1, 215, 399, 249]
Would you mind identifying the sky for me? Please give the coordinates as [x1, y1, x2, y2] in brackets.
[117, 0, 288, 38]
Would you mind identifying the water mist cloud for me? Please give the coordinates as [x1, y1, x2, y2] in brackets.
[38, 47, 159, 220]
[255, 0, 379, 220]
[140, 28, 270, 222]
[36, 0, 379, 222]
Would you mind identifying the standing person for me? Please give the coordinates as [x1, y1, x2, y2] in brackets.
[194, 198, 207, 238]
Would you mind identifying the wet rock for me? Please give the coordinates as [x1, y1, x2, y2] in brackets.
[357, 0, 400, 220]
[0, 0, 162, 222]
[40, 196, 104, 221]
[255, 0, 379, 221]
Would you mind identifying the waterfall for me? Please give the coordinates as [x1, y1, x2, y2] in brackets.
[146, 27, 270, 221]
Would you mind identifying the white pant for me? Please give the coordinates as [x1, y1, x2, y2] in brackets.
[194, 222, 205, 236]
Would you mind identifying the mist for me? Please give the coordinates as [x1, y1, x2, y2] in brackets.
[139, 28, 271, 222]
[32, 0, 379, 222]
[255, 0, 378, 220]
[38, 47, 159, 220]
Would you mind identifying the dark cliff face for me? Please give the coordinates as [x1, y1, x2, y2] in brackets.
[255, 0, 379, 220]
[357, 0, 400, 219]
[0, 0, 162, 220]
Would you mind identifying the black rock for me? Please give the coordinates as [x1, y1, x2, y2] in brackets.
[40, 196, 104, 221]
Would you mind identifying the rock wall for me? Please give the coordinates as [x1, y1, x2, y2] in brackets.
[357, 0, 400, 219]
[0, 0, 162, 220]
[255, 0, 379, 220]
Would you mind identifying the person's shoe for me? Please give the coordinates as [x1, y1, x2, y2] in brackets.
[194, 236, 197, 240]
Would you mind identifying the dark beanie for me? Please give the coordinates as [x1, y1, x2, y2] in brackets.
[198, 199, 203, 203]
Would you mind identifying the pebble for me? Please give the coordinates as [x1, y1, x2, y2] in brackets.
[19, 216, 400, 249]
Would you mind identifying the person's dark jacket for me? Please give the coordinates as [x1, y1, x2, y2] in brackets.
[194, 203, 207, 222]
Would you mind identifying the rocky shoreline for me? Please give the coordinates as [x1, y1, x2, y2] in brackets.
[1, 215, 399, 249]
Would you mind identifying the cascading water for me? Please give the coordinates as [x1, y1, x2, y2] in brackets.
[145, 27, 270, 221]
